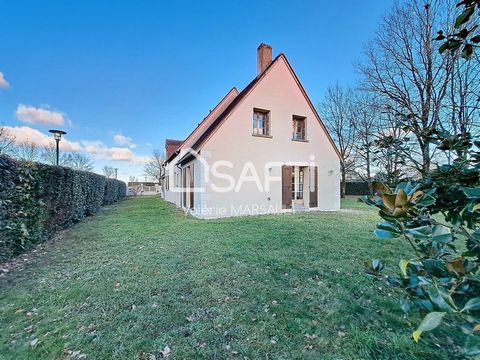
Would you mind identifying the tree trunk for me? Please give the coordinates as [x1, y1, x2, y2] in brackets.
[365, 145, 373, 196]
[340, 163, 346, 199]
[421, 140, 431, 176]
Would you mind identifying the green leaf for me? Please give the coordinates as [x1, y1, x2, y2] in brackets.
[439, 41, 449, 54]
[404, 226, 432, 240]
[472, 35, 480, 44]
[416, 193, 436, 207]
[462, 44, 474, 60]
[432, 225, 453, 243]
[359, 196, 376, 206]
[374, 229, 401, 239]
[417, 312, 446, 332]
[463, 298, 480, 312]
[463, 187, 480, 199]
[428, 286, 454, 312]
[455, 7, 475, 28]
[377, 221, 400, 233]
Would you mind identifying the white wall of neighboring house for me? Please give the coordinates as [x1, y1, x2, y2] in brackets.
[162, 51, 341, 219]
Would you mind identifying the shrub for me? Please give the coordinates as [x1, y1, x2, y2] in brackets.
[103, 178, 126, 205]
[0, 155, 126, 260]
[345, 181, 370, 195]
[361, 131, 480, 357]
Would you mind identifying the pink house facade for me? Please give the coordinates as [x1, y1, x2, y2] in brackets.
[162, 44, 341, 218]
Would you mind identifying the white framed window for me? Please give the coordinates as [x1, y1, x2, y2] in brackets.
[292, 115, 306, 141]
[253, 108, 270, 136]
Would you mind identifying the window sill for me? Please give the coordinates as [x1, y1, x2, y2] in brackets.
[252, 134, 273, 139]
[291, 138, 309, 142]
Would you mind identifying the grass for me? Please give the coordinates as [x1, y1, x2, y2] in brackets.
[0, 197, 456, 359]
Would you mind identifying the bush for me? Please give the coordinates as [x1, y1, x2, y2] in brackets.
[345, 181, 370, 195]
[361, 131, 480, 357]
[0, 155, 126, 260]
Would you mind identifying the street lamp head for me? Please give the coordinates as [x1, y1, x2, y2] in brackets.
[49, 129, 67, 141]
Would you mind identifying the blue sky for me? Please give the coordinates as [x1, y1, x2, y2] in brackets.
[0, 0, 393, 180]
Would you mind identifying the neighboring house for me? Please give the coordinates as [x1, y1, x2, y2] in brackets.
[127, 181, 160, 196]
[161, 43, 341, 218]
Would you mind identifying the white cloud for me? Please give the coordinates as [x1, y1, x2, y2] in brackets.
[82, 140, 147, 164]
[15, 104, 65, 126]
[5, 125, 148, 164]
[0, 72, 10, 89]
[113, 134, 136, 148]
[4, 126, 81, 152]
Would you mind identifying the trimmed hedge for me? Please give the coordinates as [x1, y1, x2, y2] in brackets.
[345, 181, 371, 196]
[0, 156, 126, 260]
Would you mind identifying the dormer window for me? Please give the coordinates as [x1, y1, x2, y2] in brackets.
[292, 116, 306, 141]
[253, 108, 270, 137]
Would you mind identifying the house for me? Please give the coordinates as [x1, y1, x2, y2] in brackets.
[127, 181, 161, 196]
[161, 44, 341, 218]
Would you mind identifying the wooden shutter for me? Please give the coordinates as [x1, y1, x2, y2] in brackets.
[282, 165, 292, 209]
[182, 168, 187, 208]
[189, 165, 194, 210]
[309, 166, 318, 208]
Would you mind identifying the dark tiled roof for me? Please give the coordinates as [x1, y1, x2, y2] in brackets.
[171, 55, 283, 166]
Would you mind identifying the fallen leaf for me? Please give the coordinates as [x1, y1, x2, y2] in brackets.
[137, 352, 156, 360]
[114, 282, 121, 289]
[30, 338, 39, 348]
[337, 331, 346, 338]
[161, 345, 171, 358]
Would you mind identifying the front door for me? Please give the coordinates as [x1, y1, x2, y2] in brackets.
[292, 167, 304, 205]
[282, 166, 305, 209]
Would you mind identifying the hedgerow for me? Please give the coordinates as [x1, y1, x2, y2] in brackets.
[0, 155, 126, 260]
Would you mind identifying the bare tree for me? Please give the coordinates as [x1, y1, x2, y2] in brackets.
[319, 85, 357, 198]
[102, 165, 116, 178]
[351, 93, 382, 195]
[144, 150, 164, 183]
[444, 51, 480, 136]
[41, 144, 69, 166]
[13, 141, 41, 162]
[358, 0, 454, 176]
[0, 126, 15, 155]
[66, 153, 94, 171]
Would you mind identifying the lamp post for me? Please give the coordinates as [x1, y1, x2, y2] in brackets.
[48, 129, 67, 165]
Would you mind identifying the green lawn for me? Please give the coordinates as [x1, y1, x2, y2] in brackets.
[0, 197, 455, 359]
